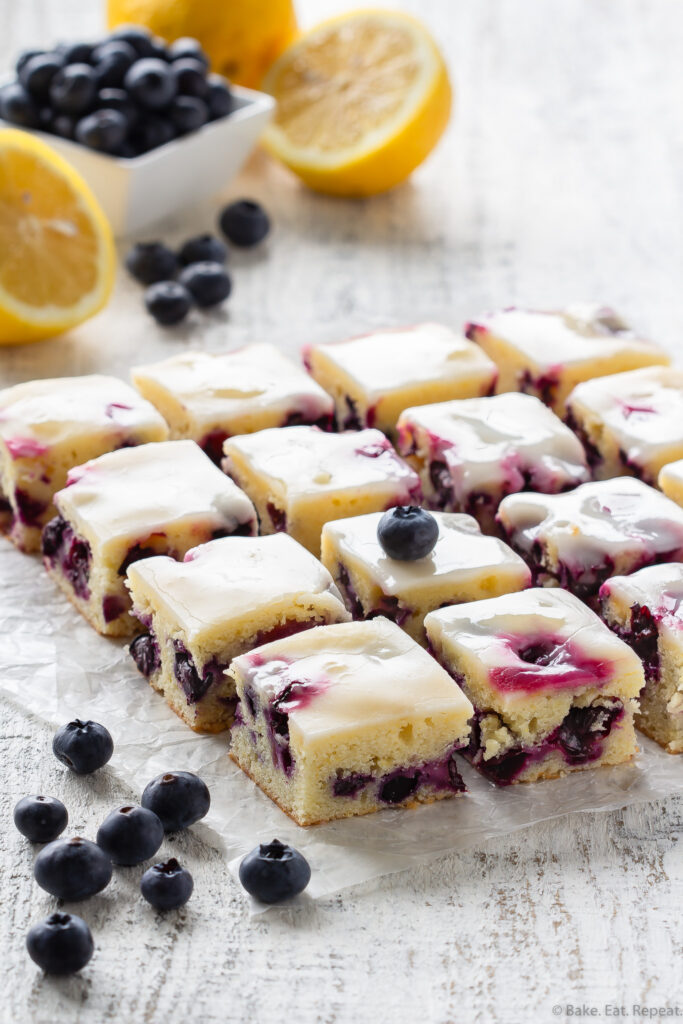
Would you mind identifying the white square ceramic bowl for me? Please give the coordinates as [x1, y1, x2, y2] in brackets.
[0, 84, 274, 236]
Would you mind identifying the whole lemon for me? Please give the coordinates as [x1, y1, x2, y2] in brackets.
[107, 0, 298, 87]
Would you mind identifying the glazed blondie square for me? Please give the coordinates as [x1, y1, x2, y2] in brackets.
[425, 588, 643, 784]
[397, 393, 589, 531]
[131, 345, 334, 462]
[229, 617, 473, 825]
[498, 477, 683, 603]
[222, 425, 421, 556]
[0, 375, 168, 552]
[566, 366, 683, 483]
[303, 323, 497, 436]
[321, 511, 530, 644]
[600, 564, 683, 754]
[465, 305, 669, 417]
[127, 533, 350, 733]
[42, 440, 256, 636]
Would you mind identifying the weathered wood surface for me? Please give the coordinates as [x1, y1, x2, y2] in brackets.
[1, 1, 682, 1022]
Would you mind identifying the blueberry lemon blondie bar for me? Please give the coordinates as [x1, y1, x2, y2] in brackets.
[321, 511, 530, 643]
[131, 345, 334, 463]
[397, 393, 589, 531]
[566, 366, 683, 482]
[600, 565, 683, 754]
[498, 477, 683, 603]
[303, 324, 497, 436]
[42, 440, 256, 636]
[127, 534, 350, 732]
[0, 376, 168, 552]
[425, 588, 643, 784]
[228, 617, 473, 825]
[465, 305, 669, 417]
[222, 426, 421, 556]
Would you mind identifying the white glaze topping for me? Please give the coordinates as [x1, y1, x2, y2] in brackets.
[0, 375, 167, 457]
[399, 393, 589, 496]
[601, 563, 683, 627]
[469, 305, 666, 367]
[132, 345, 333, 432]
[323, 511, 530, 596]
[231, 617, 473, 742]
[56, 440, 255, 547]
[425, 588, 642, 697]
[306, 323, 496, 395]
[127, 534, 349, 639]
[223, 426, 420, 499]
[568, 367, 683, 466]
[498, 477, 683, 567]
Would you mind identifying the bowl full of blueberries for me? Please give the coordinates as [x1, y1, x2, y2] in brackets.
[0, 25, 275, 235]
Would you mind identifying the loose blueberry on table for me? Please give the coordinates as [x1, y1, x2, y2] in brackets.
[96, 804, 164, 866]
[13, 795, 68, 844]
[239, 839, 311, 904]
[125, 241, 178, 284]
[178, 261, 232, 307]
[52, 719, 114, 774]
[26, 913, 94, 975]
[219, 199, 270, 247]
[141, 771, 210, 832]
[140, 858, 194, 910]
[34, 837, 113, 901]
[377, 506, 439, 560]
[144, 280, 193, 325]
[0, 27, 233, 156]
[178, 233, 228, 266]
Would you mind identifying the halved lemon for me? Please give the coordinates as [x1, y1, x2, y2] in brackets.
[0, 129, 115, 345]
[261, 9, 452, 197]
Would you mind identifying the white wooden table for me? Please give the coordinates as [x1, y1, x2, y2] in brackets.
[1, 2, 682, 1022]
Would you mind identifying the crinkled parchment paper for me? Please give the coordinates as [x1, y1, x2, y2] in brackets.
[1, 543, 681, 905]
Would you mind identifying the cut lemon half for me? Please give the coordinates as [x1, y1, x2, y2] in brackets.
[261, 9, 452, 197]
[0, 129, 115, 345]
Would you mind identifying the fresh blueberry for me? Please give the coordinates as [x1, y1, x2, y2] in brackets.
[171, 58, 209, 98]
[96, 87, 138, 127]
[377, 506, 439, 561]
[96, 804, 164, 865]
[206, 75, 233, 120]
[26, 913, 93, 975]
[57, 41, 95, 65]
[124, 58, 177, 110]
[0, 83, 40, 128]
[13, 796, 68, 843]
[19, 52, 64, 101]
[140, 858, 194, 909]
[238, 839, 311, 904]
[178, 234, 227, 266]
[141, 771, 210, 832]
[144, 281, 192, 326]
[168, 38, 210, 71]
[92, 39, 137, 70]
[129, 114, 175, 153]
[169, 95, 208, 135]
[219, 199, 270, 247]
[109, 25, 156, 58]
[50, 112, 77, 139]
[34, 837, 113, 900]
[178, 261, 231, 307]
[75, 108, 128, 153]
[148, 37, 172, 62]
[49, 63, 97, 115]
[15, 49, 44, 76]
[125, 241, 178, 284]
[52, 719, 114, 774]
[92, 47, 135, 90]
